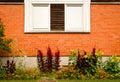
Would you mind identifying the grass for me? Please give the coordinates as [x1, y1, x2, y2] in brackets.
[58, 79, 120, 82]
[0, 79, 120, 82]
[0, 80, 37, 82]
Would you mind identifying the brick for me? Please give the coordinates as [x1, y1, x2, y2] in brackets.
[0, 4, 120, 56]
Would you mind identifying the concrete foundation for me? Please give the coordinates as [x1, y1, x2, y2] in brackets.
[0, 56, 109, 68]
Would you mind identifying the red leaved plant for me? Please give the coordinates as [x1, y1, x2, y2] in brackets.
[37, 47, 60, 73]
[54, 49, 60, 70]
[37, 49, 45, 72]
[46, 47, 53, 72]
[6, 59, 16, 74]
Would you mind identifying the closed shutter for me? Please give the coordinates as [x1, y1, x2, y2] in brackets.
[32, 4, 50, 32]
[65, 4, 83, 32]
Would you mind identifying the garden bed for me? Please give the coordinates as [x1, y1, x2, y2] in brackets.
[1, 79, 120, 82]
[1, 48, 120, 80]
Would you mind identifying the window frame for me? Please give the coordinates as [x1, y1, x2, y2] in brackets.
[24, 0, 90, 33]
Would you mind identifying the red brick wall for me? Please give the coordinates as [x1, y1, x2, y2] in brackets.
[0, 4, 120, 56]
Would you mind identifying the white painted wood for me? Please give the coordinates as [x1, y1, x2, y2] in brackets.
[60, 0, 83, 2]
[24, 0, 90, 33]
[25, 0, 50, 32]
[32, 0, 55, 2]
[32, 2, 83, 4]
[24, 0, 32, 32]
[32, 4, 50, 30]
[32, 0, 83, 2]
[83, 0, 90, 32]
[65, 4, 83, 32]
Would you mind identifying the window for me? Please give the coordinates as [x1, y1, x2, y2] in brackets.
[25, 0, 90, 33]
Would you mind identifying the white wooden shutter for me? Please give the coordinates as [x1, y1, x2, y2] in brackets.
[60, 0, 83, 2]
[25, 0, 50, 33]
[32, 4, 50, 31]
[32, 0, 55, 2]
[83, 0, 90, 32]
[65, 4, 83, 32]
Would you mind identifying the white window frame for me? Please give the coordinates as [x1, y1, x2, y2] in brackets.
[24, 0, 90, 33]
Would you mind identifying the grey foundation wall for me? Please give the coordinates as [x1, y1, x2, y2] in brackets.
[0, 56, 109, 68]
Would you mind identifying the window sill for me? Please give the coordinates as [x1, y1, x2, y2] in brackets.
[0, 2, 24, 5]
[91, 2, 120, 5]
[24, 31, 90, 34]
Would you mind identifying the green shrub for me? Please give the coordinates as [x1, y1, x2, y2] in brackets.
[0, 60, 6, 79]
[0, 18, 13, 79]
[2, 67, 41, 80]
[103, 55, 120, 74]
[0, 18, 12, 53]
[108, 73, 120, 79]
[56, 66, 82, 80]
[68, 48, 103, 79]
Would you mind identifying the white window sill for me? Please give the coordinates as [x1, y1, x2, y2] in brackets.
[24, 31, 90, 34]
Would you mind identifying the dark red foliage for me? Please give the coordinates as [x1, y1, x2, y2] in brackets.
[75, 48, 98, 75]
[84, 51, 87, 55]
[37, 50, 45, 72]
[54, 49, 60, 70]
[46, 47, 53, 72]
[37, 47, 60, 73]
[91, 48, 97, 67]
[92, 47, 96, 56]
[6, 59, 16, 74]
[76, 51, 82, 69]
